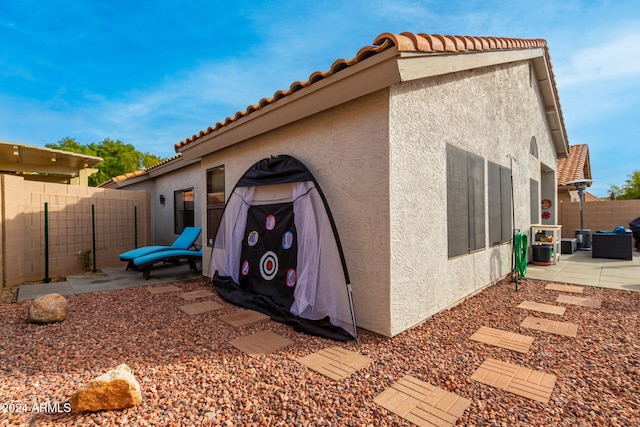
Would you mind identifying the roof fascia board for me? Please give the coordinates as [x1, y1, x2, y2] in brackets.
[0, 163, 83, 176]
[396, 48, 544, 81]
[110, 174, 150, 188]
[146, 156, 200, 178]
[532, 54, 570, 158]
[178, 48, 401, 161]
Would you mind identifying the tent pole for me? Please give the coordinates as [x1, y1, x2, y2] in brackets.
[346, 283, 359, 345]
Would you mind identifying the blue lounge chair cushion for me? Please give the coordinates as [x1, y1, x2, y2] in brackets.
[119, 227, 201, 261]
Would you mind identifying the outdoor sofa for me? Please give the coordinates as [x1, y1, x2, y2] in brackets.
[591, 227, 633, 260]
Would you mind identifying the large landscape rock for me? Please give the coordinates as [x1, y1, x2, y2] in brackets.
[71, 364, 142, 412]
[28, 294, 68, 324]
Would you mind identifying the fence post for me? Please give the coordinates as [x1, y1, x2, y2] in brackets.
[43, 202, 50, 283]
[134, 206, 138, 249]
[91, 204, 97, 273]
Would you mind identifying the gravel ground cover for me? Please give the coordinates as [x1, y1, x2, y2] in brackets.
[1, 277, 638, 426]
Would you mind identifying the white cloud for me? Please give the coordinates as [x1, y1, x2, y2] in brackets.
[556, 28, 640, 87]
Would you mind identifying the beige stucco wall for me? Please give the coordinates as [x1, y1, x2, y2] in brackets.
[387, 61, 559, 335]
[122, 163, 203, 247]
[200, 90, 393, 335]
[0, 174, 150, 287]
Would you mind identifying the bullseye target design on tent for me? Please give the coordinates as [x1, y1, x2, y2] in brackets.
[210, 155, 358, 341]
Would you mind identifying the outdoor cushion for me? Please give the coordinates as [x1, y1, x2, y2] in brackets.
[119, 227, 201, 262]
[133, 248, 203, 279]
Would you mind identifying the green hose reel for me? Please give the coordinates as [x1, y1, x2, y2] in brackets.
[513, 232, 528, 279]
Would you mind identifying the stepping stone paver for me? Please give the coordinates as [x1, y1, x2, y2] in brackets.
[517, 300, 566, 316]
[298, 346, 372, 380]
[178, 300, 224, 315]
[229, 330, 293, 357]
[373, 375, 471, 427]
[218, 309, 270, 327]
[179, 289, 215, 300]
[471, 358, 556, 404]
[520, 316, 578, 337]
[469, 326, 534, 354]
[147, 285, 182, 294]
[556, 294, 602, 308]
[545, 283, 584, 294]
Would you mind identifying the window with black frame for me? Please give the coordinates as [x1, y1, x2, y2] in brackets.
[207, 166, 225, 246]
[174, 188, 195, 234]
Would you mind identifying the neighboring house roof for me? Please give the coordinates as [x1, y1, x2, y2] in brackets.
[557, 144, 592, 187]
[175, 32, 569, 158]
[0, 140, 102, 184]
[584, 191, 600, 202]
[98, 153, 185, 188]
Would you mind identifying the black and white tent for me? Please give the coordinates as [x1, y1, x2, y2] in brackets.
[210, 155, 357, 340]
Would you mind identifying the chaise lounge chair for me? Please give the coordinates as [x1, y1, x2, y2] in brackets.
[119, 227, 201, 270]
[132, 248, 203, 279]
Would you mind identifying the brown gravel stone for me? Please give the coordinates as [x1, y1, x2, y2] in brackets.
[1, 277, 638, 426]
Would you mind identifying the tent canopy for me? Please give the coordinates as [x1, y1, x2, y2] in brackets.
[210, 155, 356, 340]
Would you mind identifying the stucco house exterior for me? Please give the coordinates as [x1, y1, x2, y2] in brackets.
[103, 32, 570, 337]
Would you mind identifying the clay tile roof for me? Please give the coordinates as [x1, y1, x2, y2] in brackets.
[584, 191, 600, 202]
[98, 153, 182, 187]
[175, 32, 550, 152]
[557, 144, 591, 186]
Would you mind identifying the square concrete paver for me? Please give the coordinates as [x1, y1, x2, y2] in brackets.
[545, 283, 584, 294]
[520, 316, 578, 337]
[373, 375, 471, 427]
[298, 346, 372, 380]
[178, 300, 224, 315]
[517, 300, 566, 316]
[556, 294, 602, 308]
[147, 285, 182, 294]
[471, 358, 556, 404]
[469, 326, 534, 354]
[218, 309, 270, 327]
[179, 289, 215, 300]
[229, 330, 293, 357]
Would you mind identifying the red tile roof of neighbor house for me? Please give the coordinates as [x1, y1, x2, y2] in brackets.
[98, 154, 182, 187]
[175, 32, 560, 152]
[584, 191, 601, 202]
[557, 144, 591, 186]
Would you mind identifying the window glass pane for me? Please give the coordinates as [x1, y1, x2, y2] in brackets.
[530, 179, 539, 225]
[207, 166, 225, 246]
[447, 145, 470, 258]
[174, 189, 194, 234]
[500, 167, 512, 243]
[488, 162, 502, 245]
[469, 153, 485, 251]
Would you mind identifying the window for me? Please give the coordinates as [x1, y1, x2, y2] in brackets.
[530, 179, 539, 224]
[174, 188, 194, 234]
[488, 162, 513, 245]
[207, 166, 225, 246]
[447, 145, 485, 258]
[530, 136, 538, 158]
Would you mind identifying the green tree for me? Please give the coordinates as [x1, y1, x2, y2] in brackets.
[46, 137, 165, 187]
[609, 170, 640, 200]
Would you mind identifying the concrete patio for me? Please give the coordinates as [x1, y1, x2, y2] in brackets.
[17, 260, 203, 301]
[526, 249, 640, 291]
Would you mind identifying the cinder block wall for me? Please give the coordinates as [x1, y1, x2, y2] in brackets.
[558, 200, 640, 237]
[0, 174, 151, 288]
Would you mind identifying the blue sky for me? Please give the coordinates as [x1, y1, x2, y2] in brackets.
[1, 0, 638, 196]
